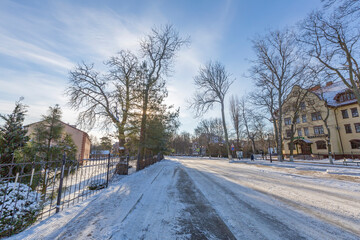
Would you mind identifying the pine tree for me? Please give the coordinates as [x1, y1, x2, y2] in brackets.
[58, 133, 77, 160]
[0, 99, 29, 166]
[31, 104, 64, 162]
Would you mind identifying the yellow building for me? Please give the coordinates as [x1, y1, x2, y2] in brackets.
[282, 81, 360, 159]
[26, 121, 91, 160]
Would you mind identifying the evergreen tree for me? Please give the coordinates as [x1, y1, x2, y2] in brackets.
[58, 133, 77, 160]
[0, 99, 29, 167]
[144, 104, 179, 155]
[31, 104, 64, 162]
[99, 136, 112, 151]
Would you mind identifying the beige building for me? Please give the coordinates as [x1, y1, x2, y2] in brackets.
[281, 81, 360, 159]
[26, 121, 91, 160]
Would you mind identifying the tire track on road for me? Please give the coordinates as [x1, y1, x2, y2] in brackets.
[182, 160, 360, 238]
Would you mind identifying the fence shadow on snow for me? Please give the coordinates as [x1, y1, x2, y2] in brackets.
[0, 154, 129, 237]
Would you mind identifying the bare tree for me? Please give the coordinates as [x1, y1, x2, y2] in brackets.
[229, 95, 241, 149]
[67, 50, 138, 147]
[239, 97, 259, 154]
[307, 86, 334, 164]
[322, 0, 360, 18]
[169, 131, 192, 155]
[300, 10, 360, 106]
[194, 118, 226, 157]
[190, 61, 234, 160]
[284, 87, 311, 162]
[250, 29, 308, 161]
[250, 78, 280, 153]
[194, 119, 213, 154]
[137, 25, 188, 164]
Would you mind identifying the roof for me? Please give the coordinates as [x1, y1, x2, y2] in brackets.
[294, 139, 313, 144]
[26, 120, 90, 141]
[312, 81, 358, 107]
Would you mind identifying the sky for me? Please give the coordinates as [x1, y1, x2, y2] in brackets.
[0, 0, 323, 139]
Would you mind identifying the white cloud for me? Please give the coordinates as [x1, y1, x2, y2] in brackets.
[0, 0, 237, 136]
[0, 35, 73, 71]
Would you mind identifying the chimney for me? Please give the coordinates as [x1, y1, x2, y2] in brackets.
[326, 81, 333, 87]
[309, 84, 321, 91]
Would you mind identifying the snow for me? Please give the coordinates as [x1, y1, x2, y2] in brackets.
[8, 157, 360, 239]
[313, 81, 357, 106]
[0, 183, 42, 234]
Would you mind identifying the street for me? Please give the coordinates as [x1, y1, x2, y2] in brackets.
[11, 157, 360, 240]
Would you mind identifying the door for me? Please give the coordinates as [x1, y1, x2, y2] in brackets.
[301, 143, 311, 155]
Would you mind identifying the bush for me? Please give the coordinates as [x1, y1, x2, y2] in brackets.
[0, 182, 42, 237]
[88, 179, 107, 190]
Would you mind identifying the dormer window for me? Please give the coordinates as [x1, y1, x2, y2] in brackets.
[336, 91, 356, 103]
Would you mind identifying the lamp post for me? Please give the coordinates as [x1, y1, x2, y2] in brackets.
[267, 133, 272, 163]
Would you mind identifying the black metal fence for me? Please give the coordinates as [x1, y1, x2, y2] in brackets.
[0, 154, 128, 237]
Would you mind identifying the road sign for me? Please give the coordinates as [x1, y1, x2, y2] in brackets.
[231, 144, 235, 151]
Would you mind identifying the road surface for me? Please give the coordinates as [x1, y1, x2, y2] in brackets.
[11, 157, 360, 240]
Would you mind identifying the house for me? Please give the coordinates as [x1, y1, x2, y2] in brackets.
[281, 81, 360, 159]
[26, 121, 91, 160]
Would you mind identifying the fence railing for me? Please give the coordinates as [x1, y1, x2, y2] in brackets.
[262, 152, 360, 161]
[0, 154, 128, 237]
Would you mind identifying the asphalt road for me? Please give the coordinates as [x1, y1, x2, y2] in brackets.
[172, 156, 360, 240]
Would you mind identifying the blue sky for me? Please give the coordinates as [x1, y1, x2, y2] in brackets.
[0, 0, 322, 138]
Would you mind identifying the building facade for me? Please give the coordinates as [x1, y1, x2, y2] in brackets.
[282, 81, 360, 159]
[26, 121, 91, 160]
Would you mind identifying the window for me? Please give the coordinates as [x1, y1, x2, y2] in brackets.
[350, 140, 360, 149]
[314, 126, 324, 135]
[302, 114, 307, 123]
[297, 129, 302, 137]
[351, 108, 359, 117]
[284, 118, 291, 125]
[316, 141, 326, 149]
[311, 112, 322, 121]
[300, 102, 306, 110]
[341, 109, 349, 119]
[286, 130, 292, 138]
[296, 117, 300, 124]
[355, 123, 360, 133]
[345, 124, 352, 134]
[304, 127, 309, 136]
[337, 92, 356, 102]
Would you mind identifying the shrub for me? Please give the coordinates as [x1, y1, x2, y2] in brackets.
[88, 179, 106, 190]
[0, 182, 42, 237]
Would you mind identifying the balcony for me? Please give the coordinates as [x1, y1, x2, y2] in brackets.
[307, 134, 328, 139]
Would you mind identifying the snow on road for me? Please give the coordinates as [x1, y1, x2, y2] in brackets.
[9, 157, 360, 240]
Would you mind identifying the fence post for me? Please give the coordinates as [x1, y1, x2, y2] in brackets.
[106, 153, 111, 188]
[56, 153, 66, 213]
[126, 155, 129, 175]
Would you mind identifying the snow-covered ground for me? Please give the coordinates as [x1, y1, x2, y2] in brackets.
[8, 157, 360, 240]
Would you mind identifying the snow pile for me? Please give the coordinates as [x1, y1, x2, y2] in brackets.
[0, 182, 42, 237]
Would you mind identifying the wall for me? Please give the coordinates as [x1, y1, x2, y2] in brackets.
[26, 121, 91, 160]
[334, 104, 360, 154]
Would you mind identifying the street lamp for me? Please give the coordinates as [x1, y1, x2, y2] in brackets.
[267, 133, 272, 163]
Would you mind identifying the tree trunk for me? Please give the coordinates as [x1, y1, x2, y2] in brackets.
[278, 96, 284, 162]
[324, 122, 334, 164]
[272, 119, 279, 152]
[117, 126, 126, 154]
[250, 137, 256, 154]
[221, 101, 232, 160]
[137, 87, 149, 170]
[289, 123, 295, 162]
